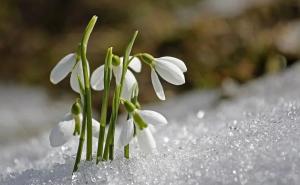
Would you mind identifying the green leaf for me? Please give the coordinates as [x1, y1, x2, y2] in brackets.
[124, 31, 139, 67]
[104, 47, 113, 89]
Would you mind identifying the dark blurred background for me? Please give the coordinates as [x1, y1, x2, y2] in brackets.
[1, 0, 300, 104]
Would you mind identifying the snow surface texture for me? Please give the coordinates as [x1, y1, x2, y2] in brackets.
[1, 64, 300, 185]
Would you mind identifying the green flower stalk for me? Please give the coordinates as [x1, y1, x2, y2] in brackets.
[80, 15, 98, 161]
[96, 47, 113, 163]
[102, 31, 139, 160]
[73, 77, 102, 172]
[73, 77, 86, 172]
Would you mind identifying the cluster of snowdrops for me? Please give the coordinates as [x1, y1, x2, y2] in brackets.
[48, 16, 187, 172]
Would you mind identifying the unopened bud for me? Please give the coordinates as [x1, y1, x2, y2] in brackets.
[112, 55, 121, 66]
[71, 101, 81, 115]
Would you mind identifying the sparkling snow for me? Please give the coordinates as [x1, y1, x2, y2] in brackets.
[1, 64, 300, 185]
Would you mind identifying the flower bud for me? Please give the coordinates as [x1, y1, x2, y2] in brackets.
[138, 53, 154, 66]
[71, 101, 81, 116]
[112, 55, 121, 66]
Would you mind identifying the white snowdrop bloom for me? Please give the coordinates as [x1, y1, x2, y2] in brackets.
[118, 118, 135, 148]
[136, 127, 156, 153]
[49, 113, 100, 147]
[136, 109, 168, 126]
[50, 53, 85, 93]
[91, 56, 141, 100]
[151, 56, 187, 100]
[117, 109, 167, 153]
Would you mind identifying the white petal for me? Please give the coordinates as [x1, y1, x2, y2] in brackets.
[121, 70, 137, 100]
[62, 112, 73, 122]
[70, 62, 84, 93]
[157, 56, 187, 72]
[118, 119, 134, 147]
[137, 128, 156, 153]
[148, 124, 157, 133]
[128, 57, 142, 73]
[155, 60, 185, 85]
[113, 63, 123, 85]
[137, 110, 168, 125]
[49, 119, 74, 147]
[50, 53, 76, 84]
[90, 65, 105, 91]
[92, 118, 100, 138]
[151, 69, 165, 100]
[119, 56, 141, 73]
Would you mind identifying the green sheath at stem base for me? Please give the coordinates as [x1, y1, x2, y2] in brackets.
[96, 125, 106, 163]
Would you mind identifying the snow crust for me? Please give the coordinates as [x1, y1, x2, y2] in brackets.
[1, 64, 300, 185]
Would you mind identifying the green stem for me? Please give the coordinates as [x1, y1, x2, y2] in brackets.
[124, 144, 129, 159]
[72, 112, 87, 172]
[102, 117, 112, 160]
[80, 15, 98, 161]
[103, 87, 120, 160]
[103, 31, 138, 160]
[96, 125, 105, 161]
[96, 47, 113, 163]
[73, 78, 86, 173]
[109, 144, 114, 160]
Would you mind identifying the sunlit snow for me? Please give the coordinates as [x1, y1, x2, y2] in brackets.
[1, 64, 300, 185]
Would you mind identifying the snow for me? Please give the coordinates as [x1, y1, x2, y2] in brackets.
[1, 64, 300, 185]
[0, 84, 72, 146]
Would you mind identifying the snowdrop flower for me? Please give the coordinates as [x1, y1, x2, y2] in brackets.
[91, 56, 141, 100]
[138, 54, 187, 100]
[49, 102, 100, 147]
[118, 101, 168, 153]
[50, 53, 86, 93]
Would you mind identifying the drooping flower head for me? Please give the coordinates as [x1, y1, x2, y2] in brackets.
[118, 100, 168, 153]
[90, 55, 141, 100]
[50, 52, 87, 93]
[49, 101, 100, 147]
[137, 54, 187, 100]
